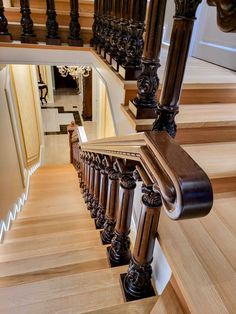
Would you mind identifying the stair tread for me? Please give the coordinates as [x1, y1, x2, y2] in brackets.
[159, 192, 236, 314]
[0, 266, 127, 313]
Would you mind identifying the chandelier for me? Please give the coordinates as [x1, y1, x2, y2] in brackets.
[56, 65, 91, 79]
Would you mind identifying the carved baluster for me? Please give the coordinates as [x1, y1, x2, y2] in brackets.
[20, 0, 37, 43]
[107, 0, 121, 64]
[153, 0, 202, 137]
[113, 0, 131, 71]
[68, 0, 83, 46]
[95, 156, 111, 229]
[119, 0, 147, 80]
[87, 154, 95, 210]
[90, 0, 98, 47]
[96, 0, 105, 54]
[101, 0, 114, 59]
[100, 0, 110, 58]
[108, 160, 136, 267]
[101, 166, 119, 244]
[0, 0, 12, 42]
[46, 0, 61, 45]
[129, 0, 167, 119]
[79, 152, 85, 189]
[91, 155, 102, 218]
[85, 153, 92, 204]
[83, 152, 89, 197]
[121, 184, 162, 300]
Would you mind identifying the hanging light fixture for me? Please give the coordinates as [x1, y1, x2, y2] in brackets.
[56, 65, 91, 79]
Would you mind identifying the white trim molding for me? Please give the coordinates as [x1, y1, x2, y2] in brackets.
[0, 145, 43, 243]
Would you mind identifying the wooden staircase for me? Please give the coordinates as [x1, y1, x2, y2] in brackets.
[0, 164, 184, 313]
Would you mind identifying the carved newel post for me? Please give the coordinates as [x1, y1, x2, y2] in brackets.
[153, 0, 202, 137]
[20, 0, 37, 43]
[0, 0, 12, 42]
[95, 157, 110, 229]
[90, 155, 102, 218]
[129, 0, 167, 119]
[46, 0, 61, 45]
[119, 0, 147, 80]
[108, 161, 136, 267]
[121, 184, 162, 301]
[68, 0, 83, 46]
[101, 167, 119, 244]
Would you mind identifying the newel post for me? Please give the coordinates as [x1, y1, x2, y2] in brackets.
[108, 161, 136, 267]
[153, 0, 202, 137]
[0, 0, 12, 42]
[68, 0, 83, 46]
[46, 0, 61, 45]
[101, 167, 119, 244]
[129, 0, 167, 119]
[20, 0, 37, 43]
[121, 184, 162, 301]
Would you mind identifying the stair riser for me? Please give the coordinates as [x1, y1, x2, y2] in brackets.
[8, 24, 92, 44]
[125, 88, 236, 106]
[5, 11, 93, 28]
[12, 1, 94, 13]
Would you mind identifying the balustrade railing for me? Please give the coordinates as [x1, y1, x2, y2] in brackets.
[69, 127, 213, 301]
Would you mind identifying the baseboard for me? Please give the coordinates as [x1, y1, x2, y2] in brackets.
[0, 145, 43, 243]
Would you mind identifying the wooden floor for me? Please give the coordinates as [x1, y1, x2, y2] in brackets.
[0, 164, 161, 314]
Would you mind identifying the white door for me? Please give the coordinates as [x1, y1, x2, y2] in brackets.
[192, 2, 236, 71]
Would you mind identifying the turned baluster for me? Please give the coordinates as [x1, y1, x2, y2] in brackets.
[101, 0, 114, 59]
[90, 0, 98, 47]
[129, 0, 167, 119]
[121, 183, 162, 300]
[99, 0, 110, 57]
[79, 152, 85, 189]
[68, 0, 83, 46]
[46, 0, 61, 45]
[84, 153, 92, 203]
[107, 0, 121, 64]
[95, 156, 110, 229]
[87, 154, 96, 210]
[119, 0, 147, 80]
[91, 155, 102, 218]
[0, 0, 12, 42]
[83, 152, 89, 199]
[114, 0, 131, 71]
[101, 165, 119, 244]
[20, 0, 37, 43]
[108, 160, 136, 267]
[96, 0, 105, 54]
[153, 0, 202, 136]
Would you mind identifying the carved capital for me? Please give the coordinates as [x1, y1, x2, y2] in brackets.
[174, 0, 202, 19]
[120, 174, 136, 190]
[142, 185, 162, 208]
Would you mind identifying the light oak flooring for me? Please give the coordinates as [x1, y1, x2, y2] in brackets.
[0, 164, 159, 314]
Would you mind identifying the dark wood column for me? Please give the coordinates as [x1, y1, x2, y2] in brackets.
[84, 153, 92, 203]
[100, 0, 113, 58]
[112, 0, 131, 71]
[90, 0, 99, 47]
[101, 167, 119, 244]
[108, 162, 136, 267]
[82, 69, 92, 121]
[95, 157, 110, 229]
[121, 185, 162, 301]
[96, 0, 106, 54]
[0, 0, 12, 42]
[87, 155, 95, 210]
[79, 152, 85, 189]
[83, 153, 88, 197]
[106, 0, 121, 64]
[46, 0, 61, 45]
[119, 0, 147, 80]
[129, 0, 167, 119]
[20, 0, 37, 43]
[91, 155, 102, 218]
[152, 0, 202, 137]
[68, 0, 83, 46]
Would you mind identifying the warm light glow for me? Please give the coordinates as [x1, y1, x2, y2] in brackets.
[56, 66, 91, 79]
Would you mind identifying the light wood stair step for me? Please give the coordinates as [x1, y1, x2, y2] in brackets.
[0, 266, 127, 313]
[158, 191, 236, 314]
[85, 296, 158, 314]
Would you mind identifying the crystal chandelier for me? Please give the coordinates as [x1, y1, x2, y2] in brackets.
[56, 65, 91, 79]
